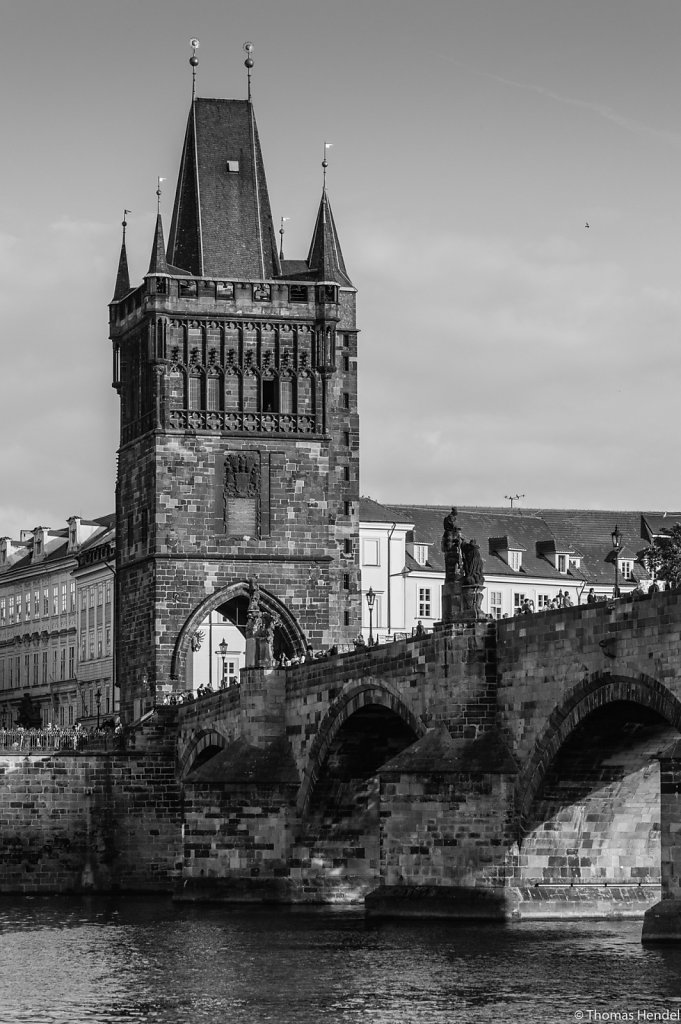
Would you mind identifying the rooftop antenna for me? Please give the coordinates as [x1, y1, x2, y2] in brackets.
[243, 41, 254, 102]
[156, 177, 166, 214]
[279, 216, 290, 260]
[505, 493, 525, 508]
[189, 38, 200, 101]
[122, 209, 131, 243]
[322, 141, 333, 191]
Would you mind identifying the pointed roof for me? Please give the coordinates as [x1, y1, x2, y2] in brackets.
[306, 189, 353, 286]
[147, 214, 169, 275]
[166, 98, 280, 280]
[112, 239, 131, 301]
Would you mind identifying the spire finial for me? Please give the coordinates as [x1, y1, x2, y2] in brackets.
[122, 209, 131, 244]
[322, 142, 333, 191]
[156, 177, 166, 215]
[279, 216, 290, 260]
[243, 41, 254, 102]
[189, 38, 200, 101]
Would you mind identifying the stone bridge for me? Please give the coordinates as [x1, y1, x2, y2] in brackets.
[173, 589, 681, 931]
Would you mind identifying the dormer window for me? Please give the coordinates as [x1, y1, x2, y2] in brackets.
[619, 559, 634, 580]
[557, 555, 567, 573]
[413, 544, 429, 566]
[509, 550, 522, 571]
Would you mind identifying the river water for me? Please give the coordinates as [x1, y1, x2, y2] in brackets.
[0, 896, 680, 1024]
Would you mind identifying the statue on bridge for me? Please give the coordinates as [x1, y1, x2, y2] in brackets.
[441, 510, 486, 623]
[244, 578, 280, 667]
[442, 507, 464, 582]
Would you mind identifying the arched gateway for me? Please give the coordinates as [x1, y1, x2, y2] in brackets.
[170, 580, 308, 685]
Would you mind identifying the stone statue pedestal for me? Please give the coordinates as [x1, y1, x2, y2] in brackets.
[441, 581, 484, 624]
[245, 636, 273, 669]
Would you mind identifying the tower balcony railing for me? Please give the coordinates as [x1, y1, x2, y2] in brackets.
[166, 410, 319, 434]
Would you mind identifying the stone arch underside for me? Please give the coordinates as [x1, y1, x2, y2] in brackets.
[293, 682, 427, 902]
[170, 580, 307, 682]
[179, 728, 229, 778]
[512, 672, 681, 908]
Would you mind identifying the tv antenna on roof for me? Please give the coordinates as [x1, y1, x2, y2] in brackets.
[505, 494, 525, 508]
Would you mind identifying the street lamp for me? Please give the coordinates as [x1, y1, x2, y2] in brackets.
[95, 688, 102, 729]
[366, 587, 376, 646]
[611, 525, 623, 598]
[217, 638, 228, 687]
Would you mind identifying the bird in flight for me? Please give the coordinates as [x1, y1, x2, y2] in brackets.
[585, 221, 590, 228]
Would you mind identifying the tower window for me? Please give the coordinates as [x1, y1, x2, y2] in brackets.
[262, 378, 278, 412]
[188, 376, 201, 410]
[207, 377, 221, 411]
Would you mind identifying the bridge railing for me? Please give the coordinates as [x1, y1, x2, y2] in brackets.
[0, 727, 120, 753]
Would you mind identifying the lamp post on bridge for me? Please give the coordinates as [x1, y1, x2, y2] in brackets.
[217, 638, 228, 687]
[366, 587, 376, 646]
[612, 524, 623, 598]
[95, 688, 102, 729]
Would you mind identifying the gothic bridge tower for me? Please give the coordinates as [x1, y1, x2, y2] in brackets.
[109, 94, 359, 720]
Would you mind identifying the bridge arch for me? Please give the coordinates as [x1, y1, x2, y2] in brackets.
[517, 670, 681, 830]
[170, 580, 307, 682]
[178, 728, 230, 779]
[297, 681, 427, 814]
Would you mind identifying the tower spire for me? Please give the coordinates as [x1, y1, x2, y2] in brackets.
[112, 209, 131, 301]
[147, 211, 169, 276]
[243, 41, 254, 102]
[189, 38, 200, 102]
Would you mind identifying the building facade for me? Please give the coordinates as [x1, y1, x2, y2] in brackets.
[110, 96, 360, 719]
[0, 517, 115, 727]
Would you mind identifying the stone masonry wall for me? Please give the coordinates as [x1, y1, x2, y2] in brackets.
[0, 750, 182, 893]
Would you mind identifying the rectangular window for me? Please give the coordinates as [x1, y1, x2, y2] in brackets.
[105, 582, 112, 605]
[513, 593, 526, 612]
[418, 588, 432, 618]
[206, 377, 220, 411]
[70, 581, 76, 611]
[537, 594, 551, 609]
[344, 539, 353, 555]
[60, 649, 66, 680]
[69, 705, 73, 726]
[15, 656, 20, 685]
[490, 591, 503, 619]
[344, 501, 351, 516]
[33, 653, 38, 685]
[42, 651, 48, 684]
[24, 654, 30, 683]
[509, 551, 522, 571]
[89, 586, 95, 608]
[60, 583, 67, 613]
[0, 660, 4, 688]
[81, 590, 87, 612]
[343, 392, 350, 409]
[16, 593, 22, 621]
[52, 586, 58, 616]
[8, 658, 13, 687]
[0, 598, 4, 624]
[60, 706, 65, 727]
[81, 639, 87, 661]
[24, 591, 30, 620]
[97, 629, 103, 658]
[127, 514, 134, 549]
[557, 555, 567, 573]
[620, 560, 633, 580]
[68, 647, 75, 678]
[342, 354, 350, 372]
[343, 574, 350, 591]
[8, 596, 14, 624]
[105, 626, 111, 654]
[52, 650, 58, 681]
[34, 591, 40, 617]
[97, 584, 104, 606]
[43, 589, 49, 615]
[89, 631, 95, 660]
[188, 376, 201, 410]
[362, 539, 380, 566]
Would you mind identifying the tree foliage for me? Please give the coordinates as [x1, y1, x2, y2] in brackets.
[645, 524, 681, 589]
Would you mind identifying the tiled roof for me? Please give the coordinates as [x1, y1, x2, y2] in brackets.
[359, 497, 413, 525]
[167, 99, 280, 280]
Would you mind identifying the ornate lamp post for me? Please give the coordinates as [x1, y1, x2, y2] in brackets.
[366, 587, 376, 646]
[95, 688, 102, 729]
[217, 639, 228, 687]
[611, 524, 623, 598]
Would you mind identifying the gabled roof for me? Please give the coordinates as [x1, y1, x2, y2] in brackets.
[166, 98, 280, 280]
[306, 190, 353, 287]
[489, 534, 526, 552]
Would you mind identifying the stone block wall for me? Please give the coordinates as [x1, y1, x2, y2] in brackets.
[0, 751, 182, 893]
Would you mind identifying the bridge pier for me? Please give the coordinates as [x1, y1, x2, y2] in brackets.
[643, 741, 681, 942]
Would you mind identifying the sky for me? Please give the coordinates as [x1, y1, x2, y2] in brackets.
[2, 0, 681, 539]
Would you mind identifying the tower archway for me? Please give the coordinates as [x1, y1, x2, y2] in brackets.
[170, 580, 307, 686]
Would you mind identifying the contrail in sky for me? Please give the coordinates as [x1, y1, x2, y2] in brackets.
[440, 56, 681, 151]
